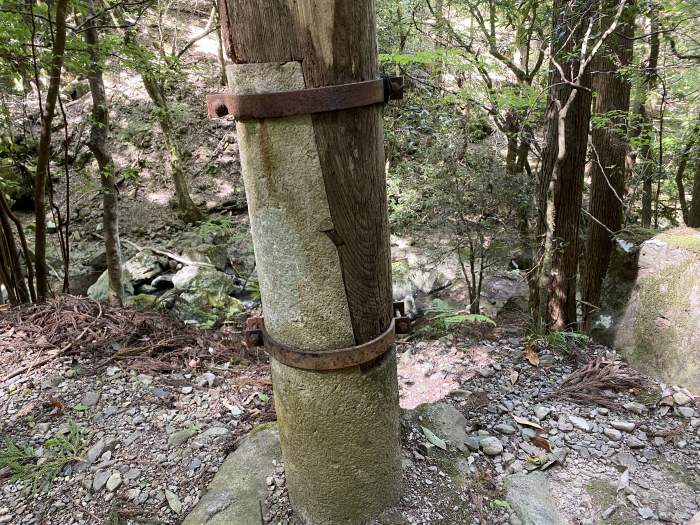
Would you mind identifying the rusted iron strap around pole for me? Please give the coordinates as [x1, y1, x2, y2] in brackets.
[206, 76, 403, 120]
[244, 303, 410, 370]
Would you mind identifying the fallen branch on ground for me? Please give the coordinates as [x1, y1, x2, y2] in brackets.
[549, 357, 643, 409]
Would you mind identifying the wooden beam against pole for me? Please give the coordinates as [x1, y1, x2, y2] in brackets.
[219, 1, 401, 523]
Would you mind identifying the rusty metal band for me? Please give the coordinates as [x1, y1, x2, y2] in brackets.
[262, 318, 397, 371]
[207, 76, 403, 120]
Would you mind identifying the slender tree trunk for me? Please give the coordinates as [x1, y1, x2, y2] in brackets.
[689, 144, 700, 227]
[0, 192, 35, 302]
[675, 118, 700, 225]
[142, 75, 203, 223]
[581, 1, 634, 331]
[213, 2, 227, 86]
[639, 17, 659, 228]
[220, 1, 400, 522]
[85, 0, 123, 307]
[536, 0, 592, 330]
[0, 200, 29, 304]
[34, 0, 68, 301]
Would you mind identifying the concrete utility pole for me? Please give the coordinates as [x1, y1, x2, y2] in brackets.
[211, 1, 401, 523]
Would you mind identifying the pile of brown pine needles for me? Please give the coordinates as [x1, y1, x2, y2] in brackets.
[551, 356, 644, 408]
[0, 295, 245, 380]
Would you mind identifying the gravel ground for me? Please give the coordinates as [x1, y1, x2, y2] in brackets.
[264, 335, 700, 525]
[1, 309, 698, 525]
[0, 335, 273, 525]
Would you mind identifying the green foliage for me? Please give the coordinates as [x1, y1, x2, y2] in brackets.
[245, 277, 261, 301]
[0, 420, 84, 492]
[427, 299, 496, 330]
[195, 217, 235, 240]
[526, 324, 590, 354]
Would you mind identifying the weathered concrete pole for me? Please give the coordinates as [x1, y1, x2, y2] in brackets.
[217, 1, 401, 523]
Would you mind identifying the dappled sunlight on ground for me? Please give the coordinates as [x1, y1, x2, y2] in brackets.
[397, 338, 495, 409]
[145, 189, 174, 206]
[193, 33, 220, 56]
[106, 71, 150, 102]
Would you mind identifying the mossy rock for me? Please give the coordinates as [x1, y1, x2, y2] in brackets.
[171, 289, 244, 328]
[125, 294, 159, 311]
[614, 228, 700, 394]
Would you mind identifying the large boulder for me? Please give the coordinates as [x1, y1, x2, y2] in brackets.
[590, 226, 656, 346]
[171, 265, 235, 294]
[182, 424, 282, 525]
[171, 289, 244, 327]
[479, 270, 529, 319]
[87, 250, 163, 302]
[613, 228, 700, 394]
[87, 270, 134, 303]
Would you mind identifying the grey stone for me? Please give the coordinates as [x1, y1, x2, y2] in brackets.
[182, 424, 281, 525]
[627, 436, 646, 449]
[477, 367, 495, 378]
[81, 391, 100, 407]
[465, 436, 480, 452]
[613, 451, 638, 472]
[196, 426, 230, 443]
[166, 489, 183, 514]
[604, 428, 622, 441]
[168, 429, 197, 447]
[672, 391, 693, 406]
[106, 471, 122, 491]
[568, 415, 591, 432]
[611, 421, 636, 432]
[505, 472, 566, 525]
[678, 406, 697, 418]
[534, 406, 551, 420]
[480, 437, 503, 456]
[624, 402, 647, 415]
[494, 423, 517, 435]
[87, 439, 105, 463]
[92, 470, 110, 492]
[417, 402, 467, 451]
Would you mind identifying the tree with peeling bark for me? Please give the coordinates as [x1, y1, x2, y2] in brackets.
[215, 1, 400, 523]
[581, 0, 636, 332]
[535, 0, 628, 331]
[84, 0, 123, 307]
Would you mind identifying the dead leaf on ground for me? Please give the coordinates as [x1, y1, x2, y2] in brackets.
[531, 434, 551, 451]
[513, 414, 543, 430]
[525, 345, 540, 367]
[48, 398, 64, 416]
[509, 369, 519, 385]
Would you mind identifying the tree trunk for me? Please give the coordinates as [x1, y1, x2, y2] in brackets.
[85, 0, 123, 307]
[675, 118, 700, 225]
[0, 192, 35, 303]
[638, 17, 659, 229]
[220, 1, 400, 523]
[213, 2, 227, 86]
[34, 0, 68, 301]
[689, 144, 700, 227]
[581, 1, 634, 331]
[0, 197, 29, 305]
[142, 75, 203, 223]
[536, 0, 592, 330]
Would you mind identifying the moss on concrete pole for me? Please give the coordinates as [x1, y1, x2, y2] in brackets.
[220, 2, 401, 523]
